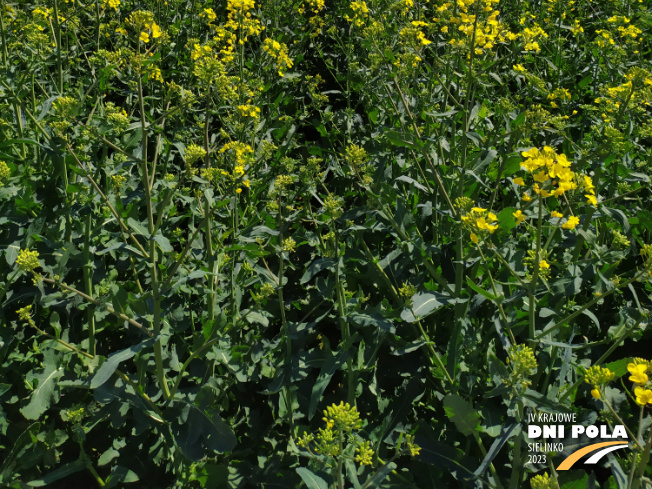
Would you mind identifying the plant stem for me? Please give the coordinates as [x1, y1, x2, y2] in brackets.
[83, 212, 96, 356]
[277, 203, 293, 434]
[137, 77, 171, 400]
[52, 0, 63, 94]
[630, 409, 652, 489]
[528, 195, 544, 341]
[42, 277, 153, 337]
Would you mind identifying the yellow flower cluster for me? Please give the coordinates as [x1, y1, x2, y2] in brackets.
[584, 365, 615, 400]
[399, 22, 432, 48]
[200, 7, 217, 23]
[105, 102, 129, 133]
[504, 344, 538, 391]
[297, 402, 365, 459]
[0, 160, 11, 185]
[628, 360, 652, 406]
[606, 15, 642, 42]
[237, 104, 261, 119]
[530, 472, 557, 489]
[17, 304, 39, 326]
[355, 440, 373, 465]
[184, 143, 207, 166]
[323, 401, 363, 432]
[101, 0, 121, 11]
[346, 1, 370, 28]
[262, 39, 293, 77]
[53, 96, 77, 118]
[520, 24, 548, 52]
[217, 142, 252, 193]
[32, 6, 65, 25]
[225, 0, 264, 45]
[16, 249, 40, 272]
[443, 0, 516, 56]
[127, 11, 162, 44]
[519, 147, 596, 207]
[547, 88, 571, 109]
[460, 206, 498, 243]
[297, 0, 326, 34]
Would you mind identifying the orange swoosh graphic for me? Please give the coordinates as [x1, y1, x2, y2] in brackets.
[556, 441, 627, 470]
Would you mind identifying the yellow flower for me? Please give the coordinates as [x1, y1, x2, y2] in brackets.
[522, 193, 532, 202]
[533, 170, 548, 183]
[513, 177, 525, 186]
[539, 260, 550, 270]
[550, 211, 563, 218]
[513, 210, 526, 225]
[470, 232, 478, 243]
[628, 363, 649, 384]
[635, 386, 652, 406]
[513, 64, 527, 73]
[591, 388, 600, 399]
[151, 22, 162, 38]
[585, 194, 597, 206]
[139, 31, 150, 43]
[562, 216, 579, 230]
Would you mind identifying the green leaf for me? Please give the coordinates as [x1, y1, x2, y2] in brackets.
[170, 403, 237, 460]
[5, 244, 19, 266]
[127, 217, 149, 237]
[20, 353, 64, 420]
[401, 292, 456, 322]
[362, 462, 396, 488]
[91, 337, 158, 389]
[98, 448, 120, 466]
[296, 467, 328, 489]
[466, 277, 501, 301]
[604, 358, 630, 379]
[559, 472, 590, 489]
[443, 394, 481, 437]
[300, 258, 336, 284]
[385, 130, 419, 148]
[105, 465, 140, 487]
[27, 460, 86, 486]
[308, 345, 351, 420]
[498, 207, 517, 233]
[50, 312, 61, 340]
[469, 424, 518, 479]
[153, 232, 173, 252]
[512, 112, 526, 128]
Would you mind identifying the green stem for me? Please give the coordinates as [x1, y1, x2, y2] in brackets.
[336, 431, 344, 489]
[630, 409, 651, 489]
[42, 277, 153, 337]
[83, 212, 96, 356]
[52, 0, 63, 94]
[79, 441, 105, 487]
[558, 318, 638, 404]
[138, 77, 171, 400]
[415, 319, 454, 386]
[277, 203, 293, 433]
[334, 230, 355, 405]
[534, 270, 645, 341]
[476, 246, 516, 345]
[0, 9, 8, 68]
[169, 339, 218, 398]
[528, 195, 544, 341]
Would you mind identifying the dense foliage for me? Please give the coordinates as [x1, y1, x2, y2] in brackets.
[1, 0, 652, 487]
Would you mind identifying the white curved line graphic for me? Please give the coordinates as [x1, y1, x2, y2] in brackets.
[584, 444, 629, 464]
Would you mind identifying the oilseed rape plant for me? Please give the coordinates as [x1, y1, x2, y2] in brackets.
[0, 0, 651, 487]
